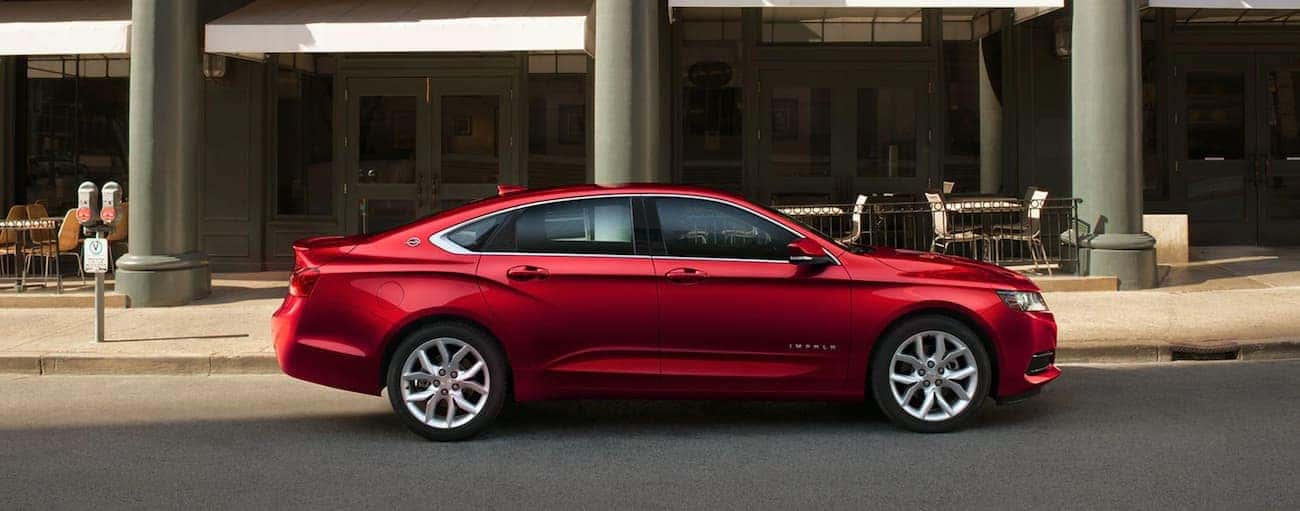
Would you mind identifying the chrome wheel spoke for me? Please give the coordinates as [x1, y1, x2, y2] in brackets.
[942, 380, 971, 401]
[423, 395, 441, 425]
[948, 366, 976, 381]
[941, 348, 970, 365]
[405, 388, 436, 403]
[416, 351, 436, 374]
[891, 372, 921, 385]
[900, 382, 922, 404]
[460, 360, 485, 380]
[403, 371, 434, 383]
[458, 380, 488, 395]
[917, 389, 936, 417]
[450, 345, 471, 367]
[895, 354, 924, 370]
[435, 340, 451, 367]
[452, 394, 481, 414]
[935, 391, 956, 417]
[933, 334, 947, 362]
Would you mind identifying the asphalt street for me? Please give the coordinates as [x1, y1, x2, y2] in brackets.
[1, 361, 1297, 510]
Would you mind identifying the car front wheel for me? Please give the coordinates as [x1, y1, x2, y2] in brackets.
[386, 322, 508, 441]
[870, 316, 991, 433]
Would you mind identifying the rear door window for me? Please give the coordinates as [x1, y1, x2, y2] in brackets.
[483, 197, 636, 255]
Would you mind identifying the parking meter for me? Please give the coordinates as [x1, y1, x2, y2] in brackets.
[100, 181, 122, 225]
[76, 181, 100, 225]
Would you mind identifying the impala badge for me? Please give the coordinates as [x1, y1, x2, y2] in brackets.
[405, 237, 421, 247]
[789, 343, 838, 352]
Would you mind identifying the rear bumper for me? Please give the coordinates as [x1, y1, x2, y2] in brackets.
[272, 296, 382, 396]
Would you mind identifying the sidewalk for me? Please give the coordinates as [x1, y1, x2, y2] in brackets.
[2, 247, 1299, 375]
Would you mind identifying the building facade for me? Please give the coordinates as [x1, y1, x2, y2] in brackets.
[1, 0, 1299, 305]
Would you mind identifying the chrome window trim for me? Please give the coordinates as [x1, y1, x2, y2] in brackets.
[430, 193, 813, 261]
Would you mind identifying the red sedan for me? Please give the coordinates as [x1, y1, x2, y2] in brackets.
[273, 185, 1059, 441]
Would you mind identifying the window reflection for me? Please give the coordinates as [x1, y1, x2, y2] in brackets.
[770, 87, 832, 178]
[1186, 71, 1246, 160]
[21, 55, 129, 212]
[857, 87, 918, 178]
[357, 96, 416, 184]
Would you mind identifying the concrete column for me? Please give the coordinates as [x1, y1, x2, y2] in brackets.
[1070, 0, 1156, 289]
[978, 39, 1003, 195]
[115, 0, 211, 306]
[593, 0, 663, 184]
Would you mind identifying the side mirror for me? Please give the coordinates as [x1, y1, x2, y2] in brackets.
[788, 238, 833, 265]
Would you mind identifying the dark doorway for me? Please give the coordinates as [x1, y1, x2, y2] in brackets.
[1173, 53, 1300, 245]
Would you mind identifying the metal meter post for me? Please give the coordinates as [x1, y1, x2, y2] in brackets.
[80, 181, 119, 343]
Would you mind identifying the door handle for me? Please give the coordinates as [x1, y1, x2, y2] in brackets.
[664, 267, 708, 284]
[506, 265, 549, 281]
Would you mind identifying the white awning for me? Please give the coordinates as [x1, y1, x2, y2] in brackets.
[205, 0, 591, 55]
[0, 1, 131, 56]
[668, 1, 1063, 7]
[1148, 1, 1300, 7]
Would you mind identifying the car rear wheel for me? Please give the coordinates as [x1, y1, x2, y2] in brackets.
[386, 323, 508, 441]
[870, 315, 991, 433]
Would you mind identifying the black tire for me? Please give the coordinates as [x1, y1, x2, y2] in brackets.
[386, 322, 509, 441]
[869, 315, 991, 433]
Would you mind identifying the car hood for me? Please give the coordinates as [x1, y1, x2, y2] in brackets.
[865, 247, 1038, 290]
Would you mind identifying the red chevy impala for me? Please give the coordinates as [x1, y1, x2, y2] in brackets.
[273, 185, 1059, 441]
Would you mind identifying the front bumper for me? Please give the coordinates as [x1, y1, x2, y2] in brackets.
[993, 310, 1060, 399]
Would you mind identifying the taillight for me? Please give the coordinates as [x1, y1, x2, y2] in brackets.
[289, 268, 320, 297]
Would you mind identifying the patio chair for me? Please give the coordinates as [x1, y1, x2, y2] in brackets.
[0, 205, 28, 276]
[993, 188, 1052, 274]
[835, 195, 869, 245]
[925, 192, 986, 257]
[49, 209, 85, 286]
[106, 201, 128, 272]
[20, 203, 55, 285]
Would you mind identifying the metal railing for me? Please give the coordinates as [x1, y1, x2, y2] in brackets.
[778, 196, 1083, 274]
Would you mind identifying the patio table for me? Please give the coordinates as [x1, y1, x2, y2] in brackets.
[0, 216, 63, 293]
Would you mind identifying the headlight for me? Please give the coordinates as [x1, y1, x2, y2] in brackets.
[996, 290, 1049, 312]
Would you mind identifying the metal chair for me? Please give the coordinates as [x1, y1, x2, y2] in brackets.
[993, 188, 1052, 274]
[836, 195, 869, 245]
[0, 205, 27, 276]
[925, 192, 987, 257]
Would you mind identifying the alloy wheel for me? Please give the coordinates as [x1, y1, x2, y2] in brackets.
[887, 330, 979, 422]
[399, 337, 491, 429]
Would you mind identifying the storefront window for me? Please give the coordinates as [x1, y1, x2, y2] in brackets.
[761, 8, 924, 44]
[1141, 12, 1167, 202]
[941, 10, 1005, 194]
[275, 54, 334, 216]
[527, 53, 588, 189]
[20, 55, 129, 213]
[679, 42, 744, 195]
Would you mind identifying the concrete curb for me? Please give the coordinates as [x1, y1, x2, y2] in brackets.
[1, 340, 1298, 376]
[0, 353, 281, 375]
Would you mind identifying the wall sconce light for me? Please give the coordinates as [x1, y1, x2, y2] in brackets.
[203, 54, 228, 79]
[1053, 18, 1071, 60]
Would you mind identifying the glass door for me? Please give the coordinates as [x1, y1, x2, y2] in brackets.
[1173, 55, 1260, 245]
[346, 78, 430, 234]
[758, 70, 930, 205]
[430, 78, 512, 212]
[1259, 55, 1300, 245]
